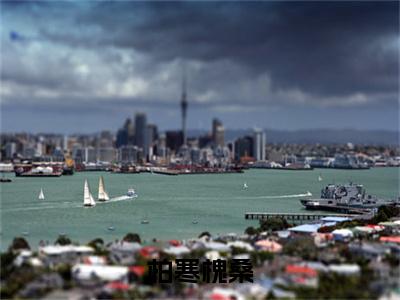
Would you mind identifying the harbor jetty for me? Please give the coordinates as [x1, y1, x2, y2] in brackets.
[244, 212, 370, 224]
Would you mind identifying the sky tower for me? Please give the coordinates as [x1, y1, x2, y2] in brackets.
[181, 68, 188, 146]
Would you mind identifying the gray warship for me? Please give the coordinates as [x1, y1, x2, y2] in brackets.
[300, 182, 399, 212]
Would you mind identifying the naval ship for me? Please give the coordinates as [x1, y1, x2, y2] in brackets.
[300, 182, 399, 212]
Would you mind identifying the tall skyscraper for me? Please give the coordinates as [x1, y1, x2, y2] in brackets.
[134, 113, 148, 159]
[116, 118, 134, 148]
[181, 70, 188, 146]
[212, 118, 225, 147]
[253, 128, 266, 161]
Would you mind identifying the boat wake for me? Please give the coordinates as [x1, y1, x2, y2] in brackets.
[3, 203, 82, 212]
[99, 196, 134, 204]
[236, 192, 313, 200]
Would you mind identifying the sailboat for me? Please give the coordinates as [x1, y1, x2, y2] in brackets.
[243, 182, 248, 189]
[83, 179, 96, 207]
[318, 174, 323, 182]
[38, 188, 45, 200]
[98, 176, 110, 202]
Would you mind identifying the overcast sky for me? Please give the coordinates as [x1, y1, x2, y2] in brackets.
[1, 1, 399, 133]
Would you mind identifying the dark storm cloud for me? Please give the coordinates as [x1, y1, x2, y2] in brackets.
[1, 1, 398, 133]
[69, 1, 398, 99]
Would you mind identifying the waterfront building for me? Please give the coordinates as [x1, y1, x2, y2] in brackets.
[97, 147, 116, 163]
[23, 146, 37, 159]
[118, 145, 139, 163]
[84, 147, 97, 163]
[5, 142, 17, 159]
[253, 128, 266, 161]
[134, 113, 148, 159]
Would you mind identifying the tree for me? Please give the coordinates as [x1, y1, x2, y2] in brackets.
[245, 226, 258, 235]
[259, 217, 290, 232]
[198, 231, 211, 239]
[9, 237, 30, 251]
[55, 235, 71, 245]
[123, 233, 141, 243]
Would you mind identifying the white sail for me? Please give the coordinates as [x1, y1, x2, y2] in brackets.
[38, 188, 45, 200]
[84, 179, 96, 207]
[243, 182, 248, 189]
[318, 175, 323, 182]
[98, 176, 110, 201]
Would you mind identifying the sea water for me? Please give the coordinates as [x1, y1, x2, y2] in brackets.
[1, 168, 398, 250]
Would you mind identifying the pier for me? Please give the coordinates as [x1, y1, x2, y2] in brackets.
[244, 212, 360, 224]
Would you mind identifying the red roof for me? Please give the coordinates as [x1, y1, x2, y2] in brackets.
[169, 239, 181, 247]
[129, 266, 146, 277]
[286, 265, 317, 277]
[366, 225, 384, 229]
[106, 281, 130, 290]
[380, 236, 400, 244]
[210, 293, 231, 300]
[139, 246, 158, 258]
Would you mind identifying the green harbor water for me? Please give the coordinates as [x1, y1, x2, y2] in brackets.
[1, 168, 398, 250]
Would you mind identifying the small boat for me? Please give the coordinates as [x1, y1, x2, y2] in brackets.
[0, 178, 12, 182]
[111, 188, 138, 201]
[127, 188, 138, 198]
[38, 188, 45, 200]
[243, 182, 248, 189]
[22, 231, 29, 236]
[98, 176, 110, 202]
[83, 179, 96, 207]
[305, 191, 312, 197]
[108, 226, 115, 231]
[192, 220, 198, 224]
[318, 175, 323, 182]
[141, 219, 149, 224]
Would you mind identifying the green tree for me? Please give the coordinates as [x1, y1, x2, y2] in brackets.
[198, 231, 211, 238]
[55, 235, 71, 245]
[123, 233, 141, 243]
[259, 217, 290, 232]
[9, 237, 30, 251]
[245, 226, 258, 235]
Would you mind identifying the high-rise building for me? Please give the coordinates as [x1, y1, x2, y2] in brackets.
[134, 113, 148, 158]
[181, 71, 188, 146]
[166, 130, 183, 153]
[253, 128, 266, 161]
[116, 118, 134, 148]
[234, 136, 254, 162]
[212, 118, 225, 147]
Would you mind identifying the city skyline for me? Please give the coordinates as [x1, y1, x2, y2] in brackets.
[1, 1, 399, 133]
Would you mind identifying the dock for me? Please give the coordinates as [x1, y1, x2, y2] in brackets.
[244, 212, 361, 224]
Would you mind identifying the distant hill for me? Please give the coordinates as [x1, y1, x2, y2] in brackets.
[188, 129, 399, 145]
